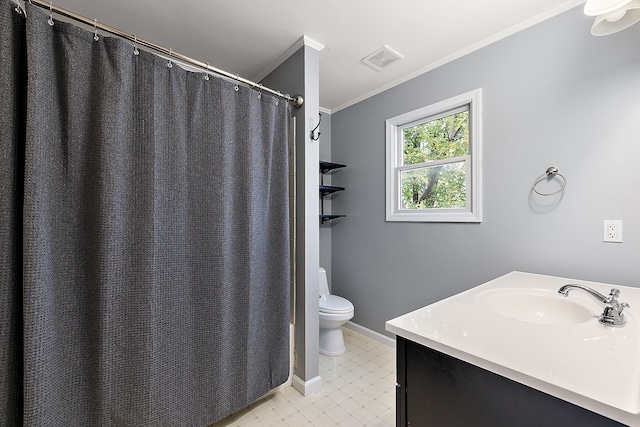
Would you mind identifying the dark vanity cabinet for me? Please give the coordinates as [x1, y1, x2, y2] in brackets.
[395, 337, 625, 427]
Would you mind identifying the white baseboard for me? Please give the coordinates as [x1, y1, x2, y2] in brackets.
[344, 321, 396, 348]
[292, 374, 322, 396]
[287, 323, 394, 397]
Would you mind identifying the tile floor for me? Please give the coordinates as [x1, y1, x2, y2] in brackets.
[211, 327, 396, 426]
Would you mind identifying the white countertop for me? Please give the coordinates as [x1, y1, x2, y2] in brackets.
[386, 271, 640, 426]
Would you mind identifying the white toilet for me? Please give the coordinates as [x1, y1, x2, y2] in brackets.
[319, 267, 354, 356]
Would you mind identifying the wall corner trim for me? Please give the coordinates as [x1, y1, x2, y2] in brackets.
[301, 35, 325, 52]
[292, 374, 323, 396]
[253, 35, 325, 83]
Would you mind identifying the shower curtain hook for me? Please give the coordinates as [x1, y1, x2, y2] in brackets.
[257, 83, 263, 99]
[204, 63, 210, 80]
[13, 0, 24, 15]
[133, 35, 139, 56]
[93, 19, 99, 41]
[234, 74, 239, 91]
[167, 48, 173, 68]
[47, 2, 54, 26]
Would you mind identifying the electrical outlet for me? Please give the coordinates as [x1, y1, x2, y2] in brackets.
[603, 220, 622, 243]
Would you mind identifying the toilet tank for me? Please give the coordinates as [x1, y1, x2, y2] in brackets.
[319, 267, 330, 297]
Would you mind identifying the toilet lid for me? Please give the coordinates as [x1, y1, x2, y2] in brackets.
[320, 295, 353, 314]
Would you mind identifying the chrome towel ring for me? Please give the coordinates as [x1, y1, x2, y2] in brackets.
[532, 167, 567, 196]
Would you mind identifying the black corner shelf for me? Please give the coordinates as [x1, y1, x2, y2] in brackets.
[320, 185, 345, 197]
[320, 214, 346, 224]
[320, 161, 347, 174]
[319, 161, 346, 224]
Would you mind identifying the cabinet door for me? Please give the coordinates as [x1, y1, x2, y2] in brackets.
[397, 337, 624, 427]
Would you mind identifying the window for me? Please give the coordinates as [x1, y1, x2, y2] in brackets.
[386, 89, 482, 222]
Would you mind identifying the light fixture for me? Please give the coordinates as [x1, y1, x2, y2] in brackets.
[584, 0, 640, 35]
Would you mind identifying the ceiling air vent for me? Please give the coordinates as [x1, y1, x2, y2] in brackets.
[361, 45, 403, 71]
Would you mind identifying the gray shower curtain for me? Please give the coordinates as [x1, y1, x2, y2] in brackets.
[1, 1, 291, 425]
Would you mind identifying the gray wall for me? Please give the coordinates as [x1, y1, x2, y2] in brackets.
[330, 6, 640, 337]
[319, 112, 334, 287]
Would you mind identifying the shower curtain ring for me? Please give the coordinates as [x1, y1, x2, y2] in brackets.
[133, 35, 139, 56]
[47, 2, 54, 26]
[13, 0, 24, 15]
[93, 19, 99, 41]
[234, 75, 239, 91]
[204, 63, 210, 80]
[167, 48, 173, 68]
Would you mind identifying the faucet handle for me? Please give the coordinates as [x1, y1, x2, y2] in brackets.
[606, 288, 621, 304]
[619, 302, 630, 314]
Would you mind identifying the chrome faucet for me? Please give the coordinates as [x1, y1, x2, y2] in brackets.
[558, 284, 630, 327]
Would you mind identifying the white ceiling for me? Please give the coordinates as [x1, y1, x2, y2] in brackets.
[47, 0, 586, 112]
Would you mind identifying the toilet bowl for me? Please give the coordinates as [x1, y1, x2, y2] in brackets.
[319, 267, 354, 356]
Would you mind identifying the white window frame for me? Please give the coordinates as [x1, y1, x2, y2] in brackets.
[385, 89, 482, 223]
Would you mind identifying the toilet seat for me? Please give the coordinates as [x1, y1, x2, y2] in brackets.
[320, 295, 354, 314]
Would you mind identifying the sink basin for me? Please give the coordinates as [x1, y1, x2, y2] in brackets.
[478, 289, 595, 325]
[387, 272, 640, 424]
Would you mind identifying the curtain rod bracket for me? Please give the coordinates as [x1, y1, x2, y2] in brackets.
[291, 94, 304, 109]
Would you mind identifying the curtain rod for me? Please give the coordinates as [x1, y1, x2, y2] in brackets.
[21, 0, 304, 108]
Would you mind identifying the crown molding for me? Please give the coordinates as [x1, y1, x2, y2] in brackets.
[253, 35, 324, 83]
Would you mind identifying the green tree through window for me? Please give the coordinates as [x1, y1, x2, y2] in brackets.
[401, 110, 469, 209]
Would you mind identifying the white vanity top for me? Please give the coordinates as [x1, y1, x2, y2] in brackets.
[386, 271, 640, 426]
